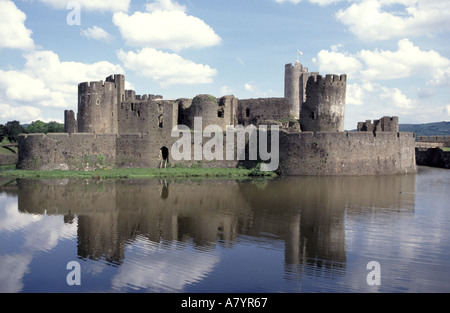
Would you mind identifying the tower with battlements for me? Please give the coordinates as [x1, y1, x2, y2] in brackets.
[76, 74, 125, 134]
[300, 74, 347, 132]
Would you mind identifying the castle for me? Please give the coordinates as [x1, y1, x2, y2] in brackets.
[17, 61, 417, 175]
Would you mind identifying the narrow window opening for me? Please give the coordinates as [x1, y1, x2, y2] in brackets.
[218, 108, 224, 118]
[310, 111, 315, 120]
[158, 114, 163, 128]
[245, 108, 250, 118]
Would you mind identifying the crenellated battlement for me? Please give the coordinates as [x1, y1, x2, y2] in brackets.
[78, 80, 116, 93]
[308, 74, 347, 85]
[135, 94, 163, 101]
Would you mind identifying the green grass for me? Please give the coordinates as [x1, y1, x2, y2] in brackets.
[0, 167, 277, 179]
[441, 147, 450, 152]
[0, 138, 18, 155]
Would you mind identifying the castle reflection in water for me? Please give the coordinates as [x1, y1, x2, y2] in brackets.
[4, 174, 416, 280]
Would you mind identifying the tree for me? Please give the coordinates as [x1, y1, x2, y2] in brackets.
[4, 121, 25, 143]
[46, 121, 64, 133]
[26, 120, 64, 134]
[0, 124, 5, 143]
[26, 120, 48, 134]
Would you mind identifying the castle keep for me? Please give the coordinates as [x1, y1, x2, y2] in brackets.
[17, 61, 417, 175]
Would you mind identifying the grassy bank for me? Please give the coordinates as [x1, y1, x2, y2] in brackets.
[0, 166, 277, 179]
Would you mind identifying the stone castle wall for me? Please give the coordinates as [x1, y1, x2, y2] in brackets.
[279, 131, 416, 176]
[237, 98, 291, 127]
[357, 116, 399, 133]
[17, 133, 117, 170]
[17, 130, 417, 176]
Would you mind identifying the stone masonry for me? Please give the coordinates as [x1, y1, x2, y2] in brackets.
[17, 62, 417, 175]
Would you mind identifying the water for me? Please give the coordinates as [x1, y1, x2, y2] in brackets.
[0, 166, 449, 293]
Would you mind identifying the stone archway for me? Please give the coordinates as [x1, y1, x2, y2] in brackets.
[160, 146, 169, 168]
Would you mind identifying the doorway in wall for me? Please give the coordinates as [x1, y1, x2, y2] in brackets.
[160, 146, 169, 168]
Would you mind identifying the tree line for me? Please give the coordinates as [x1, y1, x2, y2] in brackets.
[0, 120, 64, 143]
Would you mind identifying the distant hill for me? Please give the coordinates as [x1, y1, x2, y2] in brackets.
[399, 121, 450, 136]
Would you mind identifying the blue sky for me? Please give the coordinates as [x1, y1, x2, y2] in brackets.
[0, 0, 449, 130]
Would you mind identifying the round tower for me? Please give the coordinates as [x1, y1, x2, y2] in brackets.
[285, 62, 308, 120]
[300, 74, 347, 132]
[77, 80, 118, 133]
[181, 94, 229, 130]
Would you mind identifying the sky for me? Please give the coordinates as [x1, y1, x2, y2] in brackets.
[0, 0, 449, 130]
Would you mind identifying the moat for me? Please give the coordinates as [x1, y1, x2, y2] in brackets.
[1, 166, 449, 293]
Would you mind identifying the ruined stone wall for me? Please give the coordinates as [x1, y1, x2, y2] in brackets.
[237, 98, 291, 127]
[300, 74, 347, 132]
[416, 135, 449, 145]
[0, 154, 17, 166]
[116, 131, 258, 170]
[279, 131, 416, 176]
[64, 110, 77, 134]
[118, 100, 151, 134]
[18, 130, 417, 176]
[179, 95, 236, 130]
[357, 116, 399, 132]
[17, 133, 117, 170]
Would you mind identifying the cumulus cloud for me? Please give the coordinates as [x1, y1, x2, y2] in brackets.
[358, 39, 450, 84]
[336, 0, 450, 41]
[380, 87, 414, 109]
[112, 0, 221, 51]
[37, 0, 130, 12]
[314, 39, 450, 86]
[81, 26, 114, 42]
[0, 50, 124, 123]
[313, 49, 362, 76]
[0, 0, 34, 50]
[346, 83, 365, 106]
[117, 48, 217, 86]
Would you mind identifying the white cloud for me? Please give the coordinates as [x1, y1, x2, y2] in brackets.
[117, 48, 217, 86]
[380, 87, 414, 109]
[244, 83, 255, 92]
[112, 1, 221, 51]
[0, 50, 124, 123]
[358, 39, 450, 84]
[313, 49, 362, 76]
[81, 26, 114, 42]
[346, 83, 364, 106]
[336, 0, 450, 41]
[313, 39, 450, 86]
[0, 0, 34, 50]
[38, 0, 130, 12]
[145, 0, 187, 12]
[0, 103, 43, 124]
